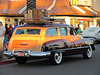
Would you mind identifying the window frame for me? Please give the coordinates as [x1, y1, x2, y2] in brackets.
[59, 27, 68, 36]
[45, 27, 58, 37]
[15, 29, 41, 35]
[13, 27, 42, 36]
[68, 27, 77, 35]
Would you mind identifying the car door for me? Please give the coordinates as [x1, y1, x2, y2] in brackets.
[68, 27, 80, 42]
[59, 27, 72, 42]
[45, 27, 60, 42]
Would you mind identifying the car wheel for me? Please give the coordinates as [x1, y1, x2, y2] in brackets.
[83, 45, 92, 59]
[50, 52, 62, 65]
[15, 57, 27, 64]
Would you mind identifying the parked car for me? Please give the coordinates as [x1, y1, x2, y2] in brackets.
[82, 27, 100, 42]
[4, 23, 95, 65]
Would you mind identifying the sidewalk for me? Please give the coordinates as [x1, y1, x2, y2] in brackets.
[0, 56, 15, 65]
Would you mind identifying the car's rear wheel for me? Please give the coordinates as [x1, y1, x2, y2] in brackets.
[15, 57, 27, 64]
[50, 52, 62, 65]
[83, 45, 92, 59]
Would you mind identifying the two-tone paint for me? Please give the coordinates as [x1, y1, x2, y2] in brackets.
[4, 24, 95, 58]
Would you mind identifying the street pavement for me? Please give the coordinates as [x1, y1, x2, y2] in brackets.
[0, 44, 100, 75]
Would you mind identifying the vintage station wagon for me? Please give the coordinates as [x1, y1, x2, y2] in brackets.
[4, 23, 95, 65]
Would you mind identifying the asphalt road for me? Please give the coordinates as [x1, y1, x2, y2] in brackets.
[0, 44, 100, 75]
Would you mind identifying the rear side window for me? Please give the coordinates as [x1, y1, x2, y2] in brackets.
[45, 28, 57, 37]
[68, 27, 76, 35]
[15, 29, 41, 35]
[59, 27, 67, 36]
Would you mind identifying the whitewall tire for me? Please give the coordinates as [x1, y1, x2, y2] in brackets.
[83, 45, 92, 59]
[50, 52, 62, 65]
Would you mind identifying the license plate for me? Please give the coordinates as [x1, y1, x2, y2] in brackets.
[18, 52, 25, 56]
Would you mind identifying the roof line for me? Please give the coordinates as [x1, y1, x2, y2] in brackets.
[85, 7, 97, 15]
[64, 0, 71, 13]
[48, 0, 56, 10]
[72, 5, 86, 14]
[18, 0, 56, 14]
[50, 15, 95, 17]
[18, 5, 27, 14]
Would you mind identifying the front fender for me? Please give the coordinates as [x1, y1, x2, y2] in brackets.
[82, 38, 95, 50]
[82, 38, 94, 45]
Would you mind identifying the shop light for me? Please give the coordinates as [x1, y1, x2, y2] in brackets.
[72, 5, 86, 14]
[85, 7, 97, 15]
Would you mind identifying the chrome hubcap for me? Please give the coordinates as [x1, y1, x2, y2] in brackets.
[87, 46, 92, 57]
[54, 52, 62, 64]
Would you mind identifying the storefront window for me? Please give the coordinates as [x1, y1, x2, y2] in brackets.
[14, 19, 18, 24]
[70, 18, 77, 27]
[97, 19, 100, 27]
[83, 21, 89, 30]
[74, 19, 76, 27]
[8, 19, 10, 22]
[70, 18, 73, 26]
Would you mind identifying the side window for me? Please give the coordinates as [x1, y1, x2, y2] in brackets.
[59, 27, 67, 36]
[15, 29, 41, 35]
[45, 28, 58, 37]
[68, 27, 76, 35]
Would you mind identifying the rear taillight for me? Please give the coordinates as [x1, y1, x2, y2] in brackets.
[4, 42, 9, 51]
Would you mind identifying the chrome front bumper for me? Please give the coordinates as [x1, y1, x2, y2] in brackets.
[96, 37, 100, 41]
[4, 50, 51, 57]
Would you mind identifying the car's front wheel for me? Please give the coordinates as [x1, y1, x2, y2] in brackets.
[82, 45, 92, 59]
[15, 57, 27, 64]
[50, 52, 62, 65]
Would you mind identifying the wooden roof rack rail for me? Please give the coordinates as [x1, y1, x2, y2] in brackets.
[23, 18, 65, 25]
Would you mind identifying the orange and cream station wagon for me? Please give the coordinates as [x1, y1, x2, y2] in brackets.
[4, 23, 95, 65]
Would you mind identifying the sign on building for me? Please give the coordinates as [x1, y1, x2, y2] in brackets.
[70, 0, 92, 7]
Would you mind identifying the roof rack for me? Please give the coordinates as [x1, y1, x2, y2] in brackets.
[23, 18, 65, 25]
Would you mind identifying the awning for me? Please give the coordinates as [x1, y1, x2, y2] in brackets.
[77, 19, 93, 22]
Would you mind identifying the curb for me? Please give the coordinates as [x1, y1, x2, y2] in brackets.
[0, 59, 16, 65]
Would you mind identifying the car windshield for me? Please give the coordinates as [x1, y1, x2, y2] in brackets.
[15, 29, 41, 35]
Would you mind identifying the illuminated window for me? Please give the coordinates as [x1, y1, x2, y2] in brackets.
[8, 19, 10, 22]
[70, 18, 73, 26]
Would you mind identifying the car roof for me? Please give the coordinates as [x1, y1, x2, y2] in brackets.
[17, 23, 73, 28]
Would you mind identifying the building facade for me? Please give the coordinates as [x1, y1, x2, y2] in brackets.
[0, 0, 100, 30]
[93, 0, 100, 27]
